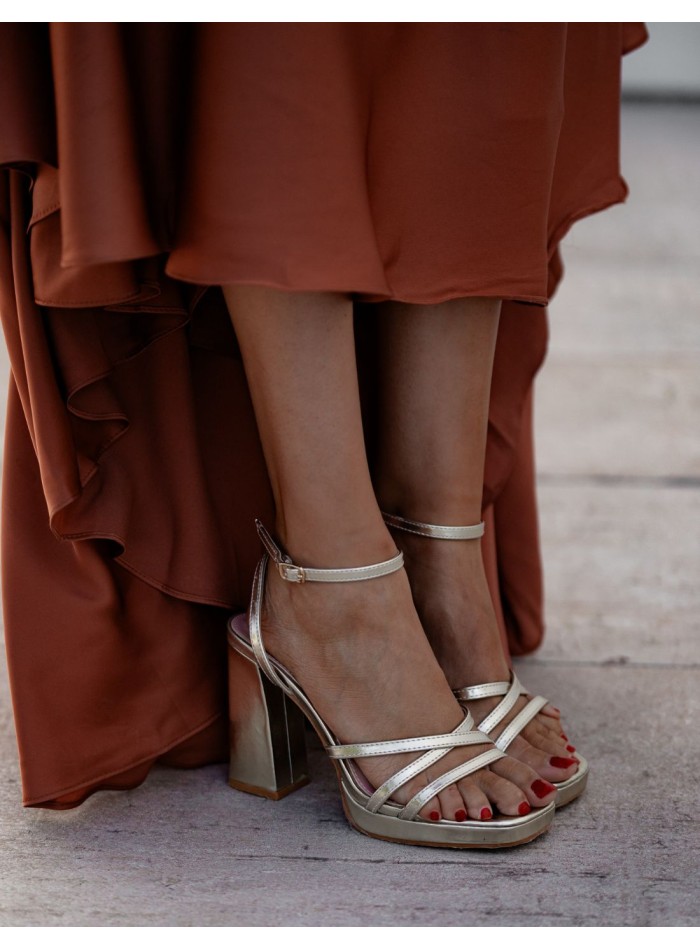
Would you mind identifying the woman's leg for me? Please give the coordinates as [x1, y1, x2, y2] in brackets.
[222, 283, 557, 819]
[372, 297, 578, 784]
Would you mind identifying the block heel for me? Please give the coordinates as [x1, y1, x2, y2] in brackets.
[227, 633, 309, 800]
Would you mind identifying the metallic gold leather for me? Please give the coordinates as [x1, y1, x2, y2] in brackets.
[255, 518, 404, 584]
[399, 748, 506, 820]
[454, 670, 589, 807]
[454, 680, 511, 701]
[248, 554, 285, 688]
[476, 676, 522, 735]
[553, 754, 589, 806]
[495, 695, 548, 751]
[382, 512, 485, 540]
[225, 518, 557, 846]
[227, 640, 309, 797]
[327, 722, 491, 759]
[382, 512, 588, 810]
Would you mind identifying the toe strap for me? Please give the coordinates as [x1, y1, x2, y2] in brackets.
[454, 680, 512, 701]
[454, 672, 551, 751]
[327, 712, 500, 818]
[326, 715, 490, 759]
[475, 675, 523, 735]
[398, 748, 506, 821]
[494, 695, 549, 752]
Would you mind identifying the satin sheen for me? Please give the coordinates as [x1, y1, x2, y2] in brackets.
[0, 23, 648, 808]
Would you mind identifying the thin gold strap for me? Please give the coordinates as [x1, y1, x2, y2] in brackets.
[255, 519, 404, 584]
[382, 512, 485, 540]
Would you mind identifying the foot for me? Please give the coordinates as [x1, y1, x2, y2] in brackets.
[257, 542, 557, 823]
[390, 527, 580, 786]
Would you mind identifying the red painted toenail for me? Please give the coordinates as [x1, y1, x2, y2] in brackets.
[518, 802, 531, 816]
[480, 807, 492, 821]
[550, 756, 577, 769]
[566, 744, 576, 753]
[455, 809, 467, 822]
[531, 779, 556, 799]
[429, 810, 440, 821]
[561, 733, 568, 741]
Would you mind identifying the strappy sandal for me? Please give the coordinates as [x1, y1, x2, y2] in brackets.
[382, 512, 589, 808]
[226, 519, 556, 848]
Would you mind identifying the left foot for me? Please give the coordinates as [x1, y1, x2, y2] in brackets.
[390, 525, 580, 786]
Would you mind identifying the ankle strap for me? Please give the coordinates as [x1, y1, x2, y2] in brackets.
[255, 519, 404, 583]
[381, 512, 485, 540]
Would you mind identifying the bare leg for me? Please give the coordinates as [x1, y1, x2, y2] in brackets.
[222, 284, 556, 819]
[373, 297, 578, 784]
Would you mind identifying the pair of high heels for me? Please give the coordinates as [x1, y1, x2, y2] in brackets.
[227, 514, 586, 849]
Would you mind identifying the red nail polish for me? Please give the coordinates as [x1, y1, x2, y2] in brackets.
[480, 807, 492, 821]
[550, 756, 577, 769]
[566, 744, 576, 753]
[518, 802, 531, 816]
[429, 810, 440, 821]
[561, 733, 568, 741]
[531, 779, 556, 799]
[455, 809, 467, 822]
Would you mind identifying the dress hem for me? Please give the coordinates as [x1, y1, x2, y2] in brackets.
[21, 710, 226, 809]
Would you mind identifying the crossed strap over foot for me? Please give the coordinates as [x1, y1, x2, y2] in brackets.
[327, 711, 504, 820]
[249, 518, 506, 821]
[454, 672, 549, 752]
[381, 513, 550, 754]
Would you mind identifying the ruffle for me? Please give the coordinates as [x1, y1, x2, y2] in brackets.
[0, 22, 648, 808]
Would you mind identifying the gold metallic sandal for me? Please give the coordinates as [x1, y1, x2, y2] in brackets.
[382, 512, 589, 808]
[226, 519, 555, 848]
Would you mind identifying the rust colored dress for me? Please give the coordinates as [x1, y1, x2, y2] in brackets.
[0, 23, 648, 808]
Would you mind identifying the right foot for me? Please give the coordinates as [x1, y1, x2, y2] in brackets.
[258, 547, 557, 822]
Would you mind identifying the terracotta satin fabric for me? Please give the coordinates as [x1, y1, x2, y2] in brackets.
[0, 23, 648, 808]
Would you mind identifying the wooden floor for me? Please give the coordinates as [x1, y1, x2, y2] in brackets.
[1, 103, 698, 926]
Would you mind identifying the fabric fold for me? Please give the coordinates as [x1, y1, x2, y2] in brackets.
[0, 22, 648, 808]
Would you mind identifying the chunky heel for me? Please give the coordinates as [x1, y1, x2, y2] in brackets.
[227, 632, 309, 800]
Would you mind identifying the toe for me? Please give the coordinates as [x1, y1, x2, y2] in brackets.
[491, 755, 557, 807]
[456, 779, 492, 821]
[437, 783, 469, 822]
[540, 702, 561, 719]
[526, 722, 572, 757]
[418, 795, 442, 823]
[538, 717, 572, 750]
[509, 738, 579, 783]
[476, 769, 531, 817]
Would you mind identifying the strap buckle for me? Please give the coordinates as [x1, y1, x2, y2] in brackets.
[278, 561, 306, 584]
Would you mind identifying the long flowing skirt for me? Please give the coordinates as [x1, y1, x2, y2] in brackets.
[0, 22, 648, 807]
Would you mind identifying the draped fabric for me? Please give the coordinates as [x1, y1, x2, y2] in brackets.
[0, 23, 648, 808]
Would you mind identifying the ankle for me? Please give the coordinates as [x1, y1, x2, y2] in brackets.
[273, 513, 399, 568]
[373, 478, 483, 528]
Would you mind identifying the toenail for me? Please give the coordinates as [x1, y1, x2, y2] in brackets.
[550, 756, 577, 769]
[561, 733, 568, 741]
[518, 802, 531, 816]
[566, 744, 576, 753]
[480, 807, 492, 821]
[531, 779, 556, 799]
[429, 810, 440, 821]
[455, 809, 467, 822]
